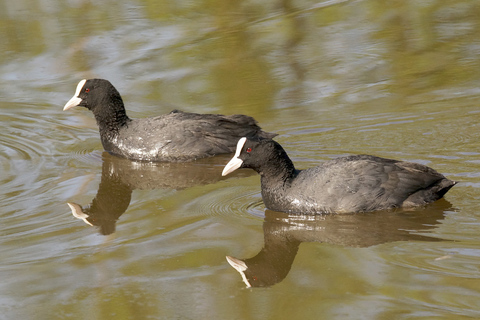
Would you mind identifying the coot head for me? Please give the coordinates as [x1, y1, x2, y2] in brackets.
[63, 79, 124, 114]
[222, 137, 292, 176]
[63, 79, 129, 132]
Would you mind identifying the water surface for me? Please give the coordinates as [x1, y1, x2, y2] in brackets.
[1, 0, 480, 319]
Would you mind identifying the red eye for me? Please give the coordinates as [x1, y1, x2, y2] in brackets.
[246, 147, 252, 153]
[85, 88, 90, 93]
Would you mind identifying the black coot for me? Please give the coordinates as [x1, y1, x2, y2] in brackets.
[222, 137, 456, 214]
[63, 79, 276, 162]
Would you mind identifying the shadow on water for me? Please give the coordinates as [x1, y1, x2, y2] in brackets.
[226, 199, 453, 288]
[66, 152, 252, 235]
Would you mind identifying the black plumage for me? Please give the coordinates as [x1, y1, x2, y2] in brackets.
[63, 79, 276, 162]
[222, 137, 456, 214]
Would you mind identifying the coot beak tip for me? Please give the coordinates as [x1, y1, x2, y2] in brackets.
[222, 156, 243, 176]
[63, 96, 82, 111]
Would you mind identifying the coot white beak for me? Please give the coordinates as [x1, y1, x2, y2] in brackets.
[222, 157, 243, 176]
[222, 137, 246, 176]
[63, 79, 86, 111]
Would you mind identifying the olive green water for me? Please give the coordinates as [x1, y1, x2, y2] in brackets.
[2, 0, 480, 319]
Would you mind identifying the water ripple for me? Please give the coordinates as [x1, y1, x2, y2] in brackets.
[0, 101, 105, 265]
[185, 183, 265, 219]
[385, 242, 480, 279]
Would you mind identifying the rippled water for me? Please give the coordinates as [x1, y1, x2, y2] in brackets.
[2, 0, 480, 319]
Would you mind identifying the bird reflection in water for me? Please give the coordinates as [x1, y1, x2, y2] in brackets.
[67, 152, 251, 235]
[227, 200, 453, 288]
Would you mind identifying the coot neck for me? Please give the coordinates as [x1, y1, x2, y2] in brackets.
[258, 153, 297, 186]
[94, 100, 131, 137]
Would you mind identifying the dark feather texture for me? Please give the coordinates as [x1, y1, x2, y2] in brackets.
[64, 79, 276, 161]
[223, 137, 456, 214]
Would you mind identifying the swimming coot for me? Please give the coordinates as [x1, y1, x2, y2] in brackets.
[222, 137, 456, 214]
[63, 79, 276, 162]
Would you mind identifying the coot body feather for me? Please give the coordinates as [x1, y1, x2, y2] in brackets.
[63, 79, 276, 162]
[222, 137, 456, 214]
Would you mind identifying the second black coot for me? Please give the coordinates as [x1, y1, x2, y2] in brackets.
[222, 137, 456, 214]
